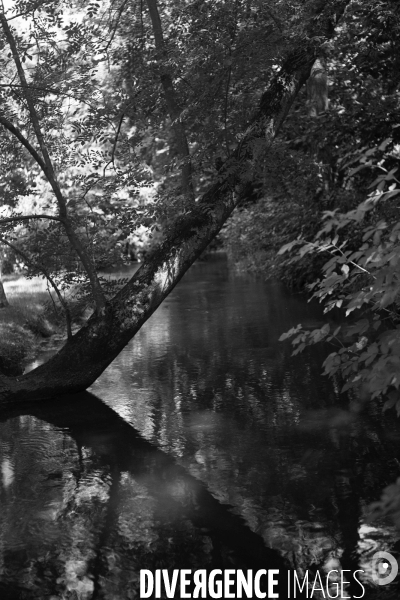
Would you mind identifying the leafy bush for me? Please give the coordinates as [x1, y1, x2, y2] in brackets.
[221, 144, 328, 286]
[280, 135, 400, 404]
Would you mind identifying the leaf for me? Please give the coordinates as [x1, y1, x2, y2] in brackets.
[380, 291, 397, 308]
[348, 319, 369, 336]
[278, 324, 302, 341]
[379, 138, 392, 151]
[349, 164, 369, 176]
[292, 342, 306, 356]
[382, 190, 400, 201]
[278, 240, 301, 255]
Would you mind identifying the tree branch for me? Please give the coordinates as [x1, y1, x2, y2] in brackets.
[104, 0, 129, 52]
[0, 215, 63, 226]
[0, 0, 352, 400]
[146, 0, 194, 200]
[0, 13, 106, 313]
[0, 15, 59, 184]
[104, 113, 125, 172]
[0, 235, 73, 339]
[5, 0, 50, 21]
[0, 114, 47, 171]
[0, 83, 99, 110]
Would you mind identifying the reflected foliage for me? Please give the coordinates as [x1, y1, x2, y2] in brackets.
[2, 259, 400, 597]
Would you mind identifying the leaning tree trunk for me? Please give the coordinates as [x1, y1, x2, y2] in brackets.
[0, 0, 351, 403]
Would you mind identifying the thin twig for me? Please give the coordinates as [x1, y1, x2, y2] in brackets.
[0, 235, 73, 339]
[0, 214, 63, 226]
[111, 113, 124, 164]
[104, 0, 130, 52]
[0, 13, 106, 313]
[46, 279, 59, 316]
[223, 63, 232, 157]
[6, 0, 50, 20]
[0, 83, 98, 110]
[140, 0, 144, 48]
[0, 114, 46, 171]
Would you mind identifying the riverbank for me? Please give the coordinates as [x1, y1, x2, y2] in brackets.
[0, 277, 71, 375]
[0, 266, 140, 375]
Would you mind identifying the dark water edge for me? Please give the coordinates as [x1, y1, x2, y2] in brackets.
[1, 255, 400, 598]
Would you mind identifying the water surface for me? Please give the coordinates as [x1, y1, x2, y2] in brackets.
[1, 256, 400, 598]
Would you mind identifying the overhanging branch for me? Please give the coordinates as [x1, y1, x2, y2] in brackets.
[0, 235, 73, 339]
[0, 12, 107, 313]
[0, 214, 63, 225]
[0, 114, 47, 172]
[0, 0, 352, 401]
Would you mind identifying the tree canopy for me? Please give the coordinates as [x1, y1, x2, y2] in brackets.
[273, 1, 400, 408]
[0, 0, 388, 402]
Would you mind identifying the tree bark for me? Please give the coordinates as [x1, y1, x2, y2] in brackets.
[146, 0, 194, 199]
[0, 262, 8, 309]
[0, 0, 351, 403]
[0, 14, 106, 314]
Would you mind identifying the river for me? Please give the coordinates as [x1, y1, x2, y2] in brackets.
[0, 255, 399, 599]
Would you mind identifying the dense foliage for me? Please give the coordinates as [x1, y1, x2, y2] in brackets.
[1, 0, 400, 564]
[0, 0, 322, 327]
[223, 0, 400, 284]
[219, 0, 400, 408]
[0, 0, 397, 404]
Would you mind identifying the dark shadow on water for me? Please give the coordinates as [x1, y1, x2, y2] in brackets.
[0, 391, 301, 599]
[4, 258, 400, 599]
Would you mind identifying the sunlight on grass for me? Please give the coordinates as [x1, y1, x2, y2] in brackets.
[2, 277, 55, 331]
[4, 275, 48, 297]
[0, 277, 60, 374]
[0, 270, 138, 375]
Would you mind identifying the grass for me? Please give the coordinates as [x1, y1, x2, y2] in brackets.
[0, 277, 68, 375]
[0, 267, 138, 375]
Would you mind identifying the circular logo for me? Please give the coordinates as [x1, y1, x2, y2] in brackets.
[371, 551, 398, 586]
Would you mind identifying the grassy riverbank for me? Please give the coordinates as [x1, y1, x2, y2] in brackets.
[0, 277, 66, 375]
[0, 267, 138, 375]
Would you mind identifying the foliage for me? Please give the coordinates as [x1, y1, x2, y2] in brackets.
[279, 134, 400, 403]
[366, 476, 400, 529]
[220, 143, 325, 286]
[0, 0, 398, 387]
[211, 0, 400, 408]
[222, 0, 400, 288]
[0, 0, 301, 326]
[0, 287, 53, 374]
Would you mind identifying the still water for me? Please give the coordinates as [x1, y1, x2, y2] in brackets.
[1, 256, 400, 598]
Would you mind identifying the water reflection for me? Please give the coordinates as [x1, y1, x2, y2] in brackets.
[0, 393, 291, 598]
[91, 257, 400, 593]
[1, 256, 400, 598]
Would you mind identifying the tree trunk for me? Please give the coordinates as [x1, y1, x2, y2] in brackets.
[0, 0, 351, 403]
[146, 0, 194, 199]
[0, 262, 9, 309]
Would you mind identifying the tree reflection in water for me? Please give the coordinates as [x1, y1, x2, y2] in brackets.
[4, 257, 400, 598]
[0, 393, 293, 599]
[90, 258, 400, 597]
